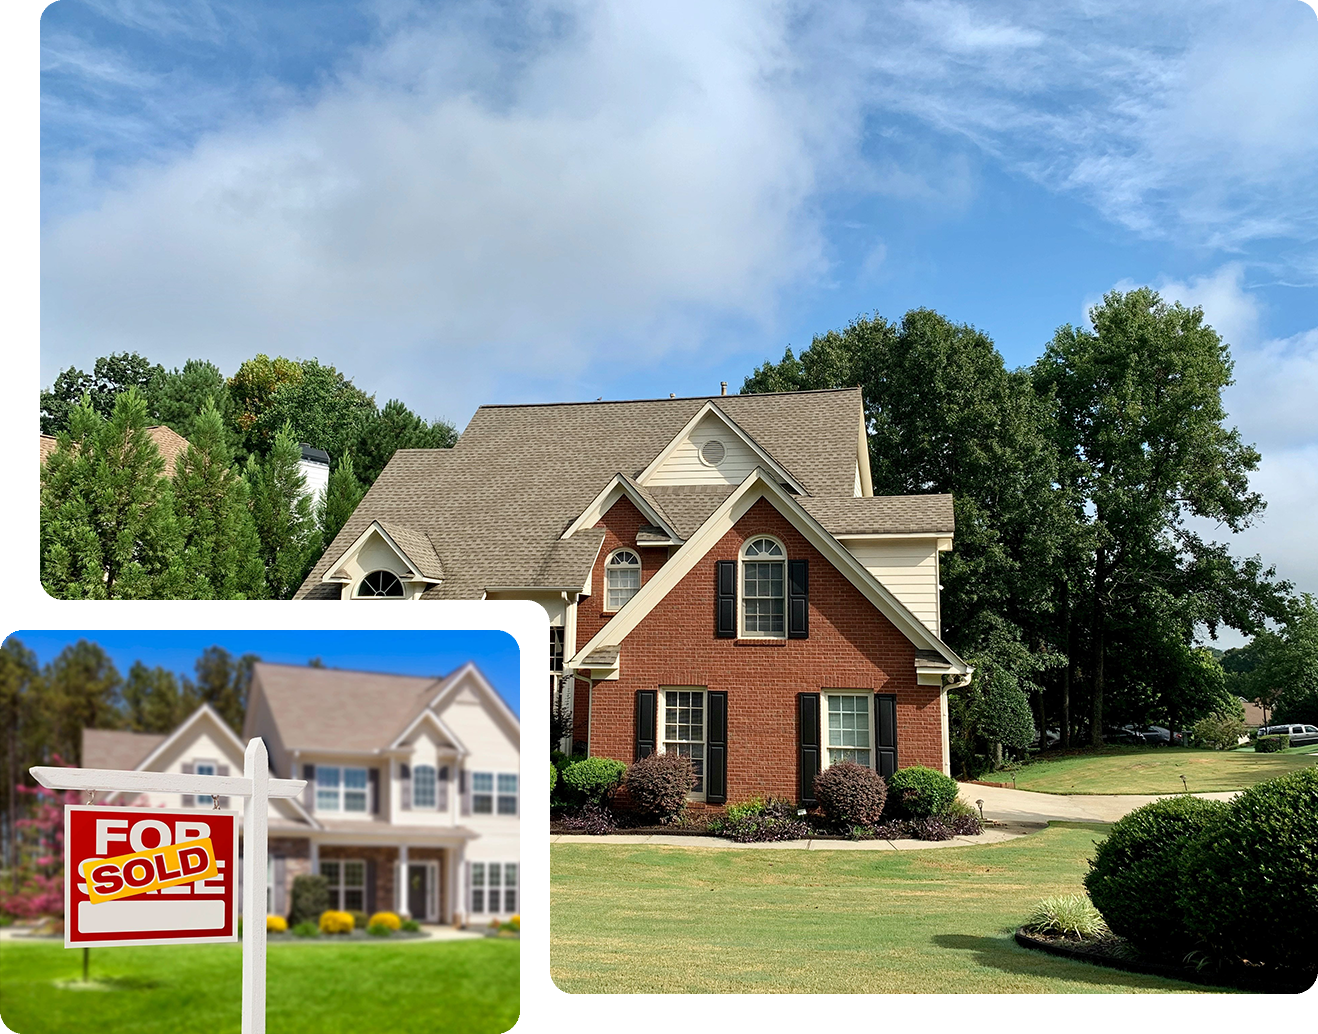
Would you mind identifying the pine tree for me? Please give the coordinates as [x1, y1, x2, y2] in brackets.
[42, 642, 123, 765]
[247, 422, 322, 599]
[317, 452, 366, 547]
[40, 389, 187, 599]
[122, 662, 200, 734]
[173, 401, 267, 599]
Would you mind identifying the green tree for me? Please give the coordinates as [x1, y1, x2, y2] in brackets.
[969, 661, 1037, 764]
[0, 640, 43, 881]
[43, 642, 122, 765]
[1250, 597, 1318, 725]
[150, 359, 234, 443]
[247, 422, 322, 599]
[40, 352, 163, 434]
[122, 662, 199, 734]
[40, 389, 188, 599]
[1034, 287, 1288, 744]
[187, 647, 257, 733]
[173, 401, 267, 600]
[228, 354, 303, 458]
[317, 451, 366, 547]
[351, 398, 457, 485]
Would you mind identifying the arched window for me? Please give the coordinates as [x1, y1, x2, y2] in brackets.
[604, 549, 641, 611]
[741, 537, 785, 637]
[356, 570, 405, 598]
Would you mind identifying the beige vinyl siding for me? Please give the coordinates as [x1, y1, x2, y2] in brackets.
[842, 539, 940, 635]
[646, 413, 762, 486]
[854, 463, 862, 497]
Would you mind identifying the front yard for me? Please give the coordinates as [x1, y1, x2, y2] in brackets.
[1008, 745, 1318, 795]
[550, 823, 1225, 993]
[0, 937, 518, 1034]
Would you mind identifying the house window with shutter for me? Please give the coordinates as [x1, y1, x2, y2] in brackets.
[497, 774, 518, 815]
[740, 537, 785, 637]
[412, 765, 436, 808]
[472, 772, 494, 814]
[661, 689, 706, 797]
[471, 862, 486, 912]
[604, 549, 641, 611]
[316, 766, 369, 813]
[824, 693, 873, 769]
[194, 760, 217, 807]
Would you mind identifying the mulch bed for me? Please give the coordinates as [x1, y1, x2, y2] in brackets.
[1014, 928, 1317, 994]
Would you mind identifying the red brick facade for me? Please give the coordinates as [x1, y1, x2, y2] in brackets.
[573, 496, 945, 804]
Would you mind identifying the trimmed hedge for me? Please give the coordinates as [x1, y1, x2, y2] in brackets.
[813, 761, 888, 825]
[1178, 768, 1318, 971]
[1255, 734, 1289, 753]
[1084, 795, 1229, 957]
[562, 756, 626, 805]
[885, 765, 960, 818]
[624, 752, 694, 821]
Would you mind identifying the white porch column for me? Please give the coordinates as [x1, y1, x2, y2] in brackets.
[396, 843, 410, 917]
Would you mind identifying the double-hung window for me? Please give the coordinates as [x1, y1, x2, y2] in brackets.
[412, 765, 436, 809]
[825, 693, 873, 769]
[472, 772, 494, 814]
[194, 760, 216, 807]
[662, 689, 706, 797]
[604, 549, 641, 611]
[741, 537, 785, 637]
[320, 859, 366, 912]
[497, 774, 518, 815]
[316, 765, 369, 813]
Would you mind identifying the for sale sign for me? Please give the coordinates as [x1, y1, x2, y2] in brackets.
[65, 806, 239, 947]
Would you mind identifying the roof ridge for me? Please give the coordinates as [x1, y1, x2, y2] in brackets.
[253, 660, 456, 682]
[474, 386, 862, 410]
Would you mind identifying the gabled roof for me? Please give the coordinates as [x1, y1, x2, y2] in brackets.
[296, 388, 868, 600]
[568, 468, 970, 675]
[324, 520, 445, 583]
[82, 729, 166, 771]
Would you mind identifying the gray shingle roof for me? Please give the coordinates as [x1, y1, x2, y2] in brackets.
[296, 389, 869, 600]
[376, 521, 445, 580]
[82, 729, 166, 770]
[800, 495, 954, 535]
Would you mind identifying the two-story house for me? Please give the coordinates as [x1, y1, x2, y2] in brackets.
[80, 660, 519, 924]
[295, 388, 972, 806]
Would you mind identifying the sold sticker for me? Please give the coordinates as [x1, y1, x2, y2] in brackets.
[79, 837, 218, 903]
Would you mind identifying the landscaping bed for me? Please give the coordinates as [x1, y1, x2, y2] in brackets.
[1014, 928, 1316, 994]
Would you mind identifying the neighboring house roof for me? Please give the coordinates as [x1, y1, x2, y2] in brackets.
[40, 425, 192, 474]
[1241, 698, 1267, 726]
[300, 444, 330, 465]
[82, 728, 167, 770]
[298, 389, 875, 600]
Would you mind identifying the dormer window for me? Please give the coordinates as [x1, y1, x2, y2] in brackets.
[741, 537, 786, 637]
[356, 570, 405, 598]
[604, 550, 641, 611]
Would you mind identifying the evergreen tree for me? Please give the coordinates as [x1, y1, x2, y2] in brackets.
[40, 389, 188, 599]
[150, 359, 234, 443]
[122, 662, 199, 734]
[317, 451, 366, 547]
[0, 640, 43, 880]
[43, 642, 122, 765]
[173, 401, 267, 599]
[351, 398, 458, 485]
[39, 352, 163, 434]
[247, 422, 322, 599]
[186, 647, 257, 733]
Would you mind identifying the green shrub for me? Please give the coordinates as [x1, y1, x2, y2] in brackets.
[287, 874, 330, 926]
[1178, 768, 1318, 971]
[291, 920, 319, 938]
[1255, 734, 1289, 753]
[624, 751, 694, 821]
[1023, 895, 1109, 940]
[1083, 795, 1229, 956]
[885, 766, 960, 818]
[367, 923, 393, 937]
[725, 797, 767, 822]
[1191, 708, 1247, 750]
[346, 910, 368, 931]
[550, 762, 558, 792]
[400, 919, 421, 933]
[813, 761, 888, 825]
[561, 756, 626, 805]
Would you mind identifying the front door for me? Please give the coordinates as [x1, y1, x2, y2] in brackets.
[407, 863, 429, 920]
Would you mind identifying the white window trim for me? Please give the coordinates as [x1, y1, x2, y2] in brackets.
[821, 690, 876, 772]
[657, 686, 708, 802]
[603, 549, 642, 613]
[738, 535, 787, 639]
[194, 758, 218, 807]
[470, 861, 518, 915]
[315, 764, 371, 816]
[354, 569, 407, 599]
[412, 764, 438, 809]
[320, 857, 367, 912]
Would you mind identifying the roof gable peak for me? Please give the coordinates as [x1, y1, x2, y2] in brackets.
[636, 401, 807, 494]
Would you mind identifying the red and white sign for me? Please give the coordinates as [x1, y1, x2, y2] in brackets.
[65, 806, 239, 947]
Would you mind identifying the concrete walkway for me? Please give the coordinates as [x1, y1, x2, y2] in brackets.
[960, 783, 1238, 825]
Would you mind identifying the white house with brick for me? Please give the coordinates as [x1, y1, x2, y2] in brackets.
[81, 660, 519, 924]
[296, 388, 972, 807]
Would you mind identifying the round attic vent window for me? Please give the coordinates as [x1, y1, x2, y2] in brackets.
[700, 439, 726, 466]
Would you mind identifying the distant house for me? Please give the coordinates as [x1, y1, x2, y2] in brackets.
[296, 388, 971, 805]
[40, 425, 191, 475]
[80, 661, 519, 925]
[298, 444, 330, 505]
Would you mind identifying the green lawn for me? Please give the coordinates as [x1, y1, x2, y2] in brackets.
[0, 938, 518, 1034]
[1010, 745, 1318, 795]
[550, 824, 1228, 993]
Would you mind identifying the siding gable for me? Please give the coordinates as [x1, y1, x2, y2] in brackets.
[840, 539, 940, 635]
[645, 412, 765, 487]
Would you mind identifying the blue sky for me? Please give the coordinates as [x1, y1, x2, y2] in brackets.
[36, 1, 1318, 639]
[7, 629, 520, 714]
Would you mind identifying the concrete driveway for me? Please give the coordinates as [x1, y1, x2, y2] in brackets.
[960, 783, 1238, 824]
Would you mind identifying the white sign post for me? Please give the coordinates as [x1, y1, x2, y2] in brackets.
[32, 738, 305, 1034]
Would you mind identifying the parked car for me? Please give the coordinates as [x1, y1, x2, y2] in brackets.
[1140, 726, 1185, 746]
[1257, 724, 1318, 747]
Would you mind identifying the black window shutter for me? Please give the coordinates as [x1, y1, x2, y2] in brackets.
[366, 858, 377, 915]
[788, 559, 809, 639]
[400, 764, 412, 811]
[181, 762, 195, 808]
[875, 693, 898, 777]
[216, 764, 230, 809]
[715, 560, 737, 638]
[798, 693, 820, 805]
[369, 768, 380, 814]
[635, 690, 657, 760]
[706, 691, 728, 804]
[302, 764, 315, 811]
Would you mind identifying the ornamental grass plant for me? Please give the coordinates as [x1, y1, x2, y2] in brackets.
[1023, 895, 1110, 940]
